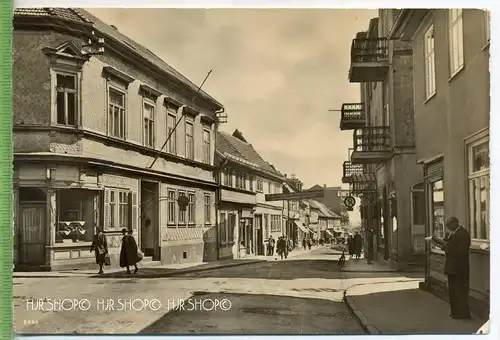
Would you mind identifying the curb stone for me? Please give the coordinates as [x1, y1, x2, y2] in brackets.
[343, 293, 381, 335]
[14, 259, 266, 279]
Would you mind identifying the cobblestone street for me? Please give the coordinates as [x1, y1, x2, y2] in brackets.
[15, 246, 402, 334]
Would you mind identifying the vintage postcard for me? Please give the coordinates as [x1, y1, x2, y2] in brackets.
[10, 6, 490, 335]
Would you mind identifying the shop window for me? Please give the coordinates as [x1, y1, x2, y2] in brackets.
[467, 137, 489, 242]
[429, 179, 445, 251]
[56, 189, 98, 243]
[228, 213, 236, 242]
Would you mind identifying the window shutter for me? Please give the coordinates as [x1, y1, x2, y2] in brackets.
[103, 188, 110, 230]
[129, 191, 138, 230]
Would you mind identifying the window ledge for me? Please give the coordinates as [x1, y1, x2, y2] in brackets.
[423, 92, 436, 104]
[447, 64, 465, 83]
[49, 242, 92, 249]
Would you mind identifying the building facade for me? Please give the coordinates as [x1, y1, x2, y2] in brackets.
[390, 9, 490, 319]
[341, 10, 424, 271]
[13, 8, 225, 270]
[216, 130, 285, 258]
[309, 199, 341, 241]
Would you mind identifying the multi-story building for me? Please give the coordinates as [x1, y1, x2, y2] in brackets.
[282, 179, 309, 248]
[308, 200, 341, 241]
[216, 130, 285, 257]
[390, 9, 490, 319]
[13, 8, 225, 270]
[307, 185, 349, 224]
[341, 11, 424, 271]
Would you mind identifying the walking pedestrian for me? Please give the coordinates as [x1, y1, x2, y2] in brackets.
[429, 216, 471, 319]
[119, 228, 139, 274]
[307, 239, 312, 251]
[302, 238, 307, 250]
[347, 234, 355, 258]
[268, 236, 275, 256]
[277, 236, 287, 259]
[287, 237, 293, 253]
[90, 227, 108, 274]
[354, 232, 363, 259]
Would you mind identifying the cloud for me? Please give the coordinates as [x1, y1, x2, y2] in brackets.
[85, 8, 377, 196]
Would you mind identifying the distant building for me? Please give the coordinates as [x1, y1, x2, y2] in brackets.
[308, 200, 341, 240]
[12, 8, 225, 270]
[215, 130, 285, 258]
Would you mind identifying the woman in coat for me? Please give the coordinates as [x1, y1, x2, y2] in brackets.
[119, 228, 139, 274]
[347, 235, 355, 258]
[90, 227, 108, 274]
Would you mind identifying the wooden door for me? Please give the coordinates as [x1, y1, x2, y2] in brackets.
[411, 183, 426, 254]
[19, 204, 46, 265]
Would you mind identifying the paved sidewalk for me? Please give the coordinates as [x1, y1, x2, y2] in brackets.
[13, 258, 266, 279]
[344, 279, 487, 334]
[342, 258, 397, 273]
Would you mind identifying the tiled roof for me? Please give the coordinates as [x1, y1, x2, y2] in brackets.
[309, 200, 341, 219]
[13, 8, 223, 109]
[216, 131, 283, 178]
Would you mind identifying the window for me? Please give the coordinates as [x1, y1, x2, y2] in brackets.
[108, 88, 126, 139]
[430, 179, 445, 251]
[204, 194, 211, 224]
[143, 101, 155, 147]
[257, 178, 263, 192]
[56, 189, 97, 243]
[167, 190, 176, 224]
[167, 113, 177, 154]
[270, 215, 281, 233]
[228, 213, 235, 242]
[484, 10, 490, 44]
[203, 128, 211, 164]
[249, 175, 254, 191]
[424, 25, 436, 98]
[268, 181, 272, 194]
[178, 192, 186, 224]
[219, 212, 227, 244]
[185, 121, 194, 160]
[448, 9, 464, 75]
[468, 138, 489, 241]
[188, 192, 195, 224]
[56, 74, 77, 126]
[103, 187, 136, 232]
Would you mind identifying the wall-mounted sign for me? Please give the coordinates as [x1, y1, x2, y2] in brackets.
[344, 196, 356, 208]
[265, 189, 324, 202]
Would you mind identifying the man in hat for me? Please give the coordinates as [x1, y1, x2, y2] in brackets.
[430, 216, 471, 319]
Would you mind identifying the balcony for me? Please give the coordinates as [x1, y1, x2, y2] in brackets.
[350, 127, 391, 164]
[340, 103, 366, 130]
[342, 161, 364, 184]
[348, 38, 389, 83]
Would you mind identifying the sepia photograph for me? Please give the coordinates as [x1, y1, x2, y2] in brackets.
[11, 6, 490, 335]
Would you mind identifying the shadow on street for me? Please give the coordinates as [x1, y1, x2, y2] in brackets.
[139, 292, 366, 335]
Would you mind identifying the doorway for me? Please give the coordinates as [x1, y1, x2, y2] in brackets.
[411, 182, 426, 254]
[19, 204, 46, 266]
[254, 215, 263, 255]
[140, 181, 160, 260]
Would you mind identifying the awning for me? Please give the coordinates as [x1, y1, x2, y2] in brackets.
[326, 230, 334, 237]
[293, 220, 309, 233]
[351, 173, 376, 183]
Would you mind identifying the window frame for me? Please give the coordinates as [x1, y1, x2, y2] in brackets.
[187, 191, 196, 225]
[142, 99, 156, 148]
[219, 212, 227, 244]
[185, 119, 195, 160]
[204, 194, 211, 224]
[424, 24, 436, 100]
[466, 133, 490, 246]
[107, 84, 127, 139]
[178, 190, 187, 225]
[54, 71, 79, 127]
[167, 189, 177, 225]
[257, 178, 263, 192]
[448, 9, 464, 77]
[166, 107, 178, 155]
[202, 127, 211, 164]
[428, 178, 445, 254]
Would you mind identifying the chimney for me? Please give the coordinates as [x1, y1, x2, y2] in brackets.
[284, 174, 287, 178]
[323, 184, 326, 188]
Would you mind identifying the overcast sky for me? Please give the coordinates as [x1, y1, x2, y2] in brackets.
[86, 8, 377, 223]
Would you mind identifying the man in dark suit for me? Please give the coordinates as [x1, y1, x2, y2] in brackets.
[432, 216, 471, 319]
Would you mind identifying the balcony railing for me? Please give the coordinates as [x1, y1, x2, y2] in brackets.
[340, 103, 366, 130]
[351, 127, 391, 164]
[342, 161, 364, 183]
[349, 37, 389, 83]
